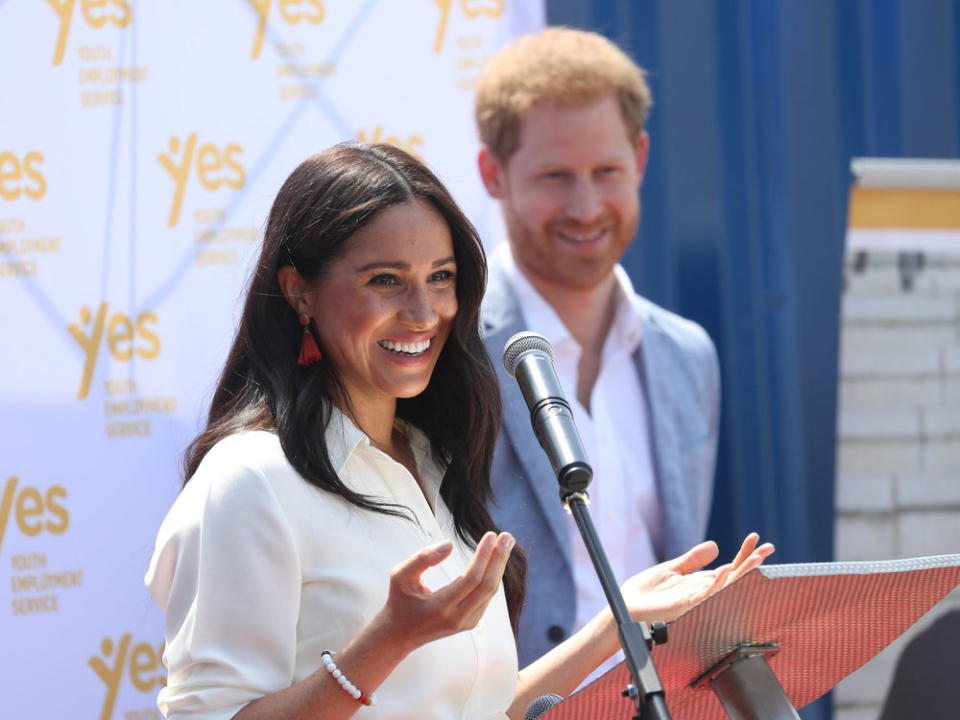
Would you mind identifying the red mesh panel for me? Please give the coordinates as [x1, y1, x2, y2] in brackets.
[543, 556, 960, 719]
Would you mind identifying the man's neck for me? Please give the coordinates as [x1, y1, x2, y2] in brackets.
[523, 267, 618, 349]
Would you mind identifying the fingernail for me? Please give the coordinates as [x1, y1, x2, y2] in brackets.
[499, 534, 514, 549]
[432, 540, 452, 555]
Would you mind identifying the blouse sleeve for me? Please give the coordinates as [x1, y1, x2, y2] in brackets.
[145, 440, 302, 720]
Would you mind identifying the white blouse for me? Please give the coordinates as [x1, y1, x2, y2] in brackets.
[145, 410, 518, 720]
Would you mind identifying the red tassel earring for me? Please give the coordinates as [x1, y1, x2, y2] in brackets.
[297, 313, 322, 366]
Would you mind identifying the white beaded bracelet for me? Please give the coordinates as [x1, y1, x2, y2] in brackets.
[321, 650, 376, 707]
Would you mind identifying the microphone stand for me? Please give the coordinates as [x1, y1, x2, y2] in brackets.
[562, 486, 671, 720]
[501, 334, 670, 718]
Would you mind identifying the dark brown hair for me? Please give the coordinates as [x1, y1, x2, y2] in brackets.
[184, 142, 525, 627]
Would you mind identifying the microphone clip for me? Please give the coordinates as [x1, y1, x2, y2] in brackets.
[561, 490, 590, 514]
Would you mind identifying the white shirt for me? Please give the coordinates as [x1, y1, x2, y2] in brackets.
[145, 409, 517, 720]
[500, 244, 660, 681]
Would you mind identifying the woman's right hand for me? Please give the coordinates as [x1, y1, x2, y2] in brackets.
[375, 531, 515, 655]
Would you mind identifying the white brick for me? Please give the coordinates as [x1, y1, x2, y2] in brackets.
[945, 586, 960, 608]
[918, 268, 960, 293]
[922, 251, 960, 267]
[897, 512, 960, 557]
[942, 380, 960, 405]
[841, 346, 940, 378]
[844, 250, 898, 268]
[897, 474, 960, 508]
[843, 294, 956, 323]
[835, 515, 896, 561]
[844, 264, 902, 293]
[921, 439, 960, 473]
[943, 347, 960, 375]
[838, 408, 920, 439]
[922, 407, 960, 438]
[840, 378, 945, 408]
[833, 636, 904, 706]
[838, 441, 921, 475]
[836, 475, 895, 512]
[842, 324, 957, 348]
[833, 705, 882, 720]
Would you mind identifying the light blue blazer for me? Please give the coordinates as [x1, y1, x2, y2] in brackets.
[481, 260, 720, 667]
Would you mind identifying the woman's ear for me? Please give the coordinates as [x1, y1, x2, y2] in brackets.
[277, 266, 309, 313]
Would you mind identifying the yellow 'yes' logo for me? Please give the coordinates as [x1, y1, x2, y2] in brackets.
[356, 127, 423, 159]
[248, 0, 325, 60]
[0, 476, 69, 554]
[0, 151, 47, 201]
[433, 0, 503, 53]
[89, 633, 166, 720]
[157, 134, 245, 228]
[46, 0, 133, 66]
[68, 303, 161, 401]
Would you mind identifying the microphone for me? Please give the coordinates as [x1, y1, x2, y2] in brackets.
[502, 332, 592, 496]
[523, 693, 564, 720]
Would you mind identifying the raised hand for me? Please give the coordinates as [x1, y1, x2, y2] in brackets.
[620, 533, 775, 624]
[376, 531, 515, 655]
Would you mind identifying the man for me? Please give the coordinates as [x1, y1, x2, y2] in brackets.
[475, 27, 720, 670]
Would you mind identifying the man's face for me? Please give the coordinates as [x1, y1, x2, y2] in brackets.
[480, 95, 648, 291]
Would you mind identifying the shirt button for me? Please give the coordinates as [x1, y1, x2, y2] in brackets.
[547, 625, 566, 643]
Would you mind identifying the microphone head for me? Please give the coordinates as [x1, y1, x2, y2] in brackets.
[502, 331, 554, 377]
[523, 693, 564, 720]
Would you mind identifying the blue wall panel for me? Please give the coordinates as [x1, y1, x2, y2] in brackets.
[546, 1, 960, 717]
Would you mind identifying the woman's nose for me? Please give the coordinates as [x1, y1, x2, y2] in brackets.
[400, 284, 438, 327]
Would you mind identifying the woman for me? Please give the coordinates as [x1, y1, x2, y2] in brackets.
[146, 143, 772, 720]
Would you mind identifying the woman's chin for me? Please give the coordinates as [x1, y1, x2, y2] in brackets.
[394, 382, 431, 400]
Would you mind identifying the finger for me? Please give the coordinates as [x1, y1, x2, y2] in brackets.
[668, 540, 720, 575]
[433, 531, 499, 604]
[457, 533, 515, 617]
[755, 542, 776, 559]
[725, 545, 774, 585]
[729, 533, 760, 569]
[391, 539, 454, 591]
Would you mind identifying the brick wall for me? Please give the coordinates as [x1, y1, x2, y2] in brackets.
[834, 250, 960, 720]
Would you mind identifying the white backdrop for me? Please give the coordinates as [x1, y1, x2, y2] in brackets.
[0, 2, 543, 717]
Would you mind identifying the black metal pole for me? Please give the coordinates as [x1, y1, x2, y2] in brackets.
[566, 493, 671, 720]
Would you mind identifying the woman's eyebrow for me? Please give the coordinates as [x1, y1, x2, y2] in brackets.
[355, 256, 456, 272]
[355, 260, 408, 272]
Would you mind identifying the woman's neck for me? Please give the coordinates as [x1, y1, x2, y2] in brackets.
[347, 397, 420, 484]
[344, 394, 397, 451]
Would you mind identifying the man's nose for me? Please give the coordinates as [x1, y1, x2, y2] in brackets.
[564, 177, 604, 224]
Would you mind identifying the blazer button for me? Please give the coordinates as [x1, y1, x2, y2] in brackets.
[547, 625, 565, 643]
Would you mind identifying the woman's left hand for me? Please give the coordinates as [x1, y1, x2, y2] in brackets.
[620, 532, 775, 625]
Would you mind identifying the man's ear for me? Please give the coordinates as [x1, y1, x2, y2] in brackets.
[276, 266, 309, 313]
[635, 130, 651, 187]
[478, 146, 506, 199]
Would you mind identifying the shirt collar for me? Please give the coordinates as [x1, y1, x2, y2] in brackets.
[498, 242, 572, 350]
[610, 264, 644, 355]
[323, 404, 367, 475]
[499, 242, 644, 356]
[323, 403, 445, 510]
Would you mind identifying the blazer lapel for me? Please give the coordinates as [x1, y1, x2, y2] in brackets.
[483, 262, 573, 568]
[637, 312, 693, 561]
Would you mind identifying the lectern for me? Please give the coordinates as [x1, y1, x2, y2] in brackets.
[541, 555, 960, 719]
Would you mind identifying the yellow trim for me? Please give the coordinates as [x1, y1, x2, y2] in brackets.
[848, 187, 960, 229]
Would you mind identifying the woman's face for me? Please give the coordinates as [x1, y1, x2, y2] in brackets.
[307, 198, 458, 410]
